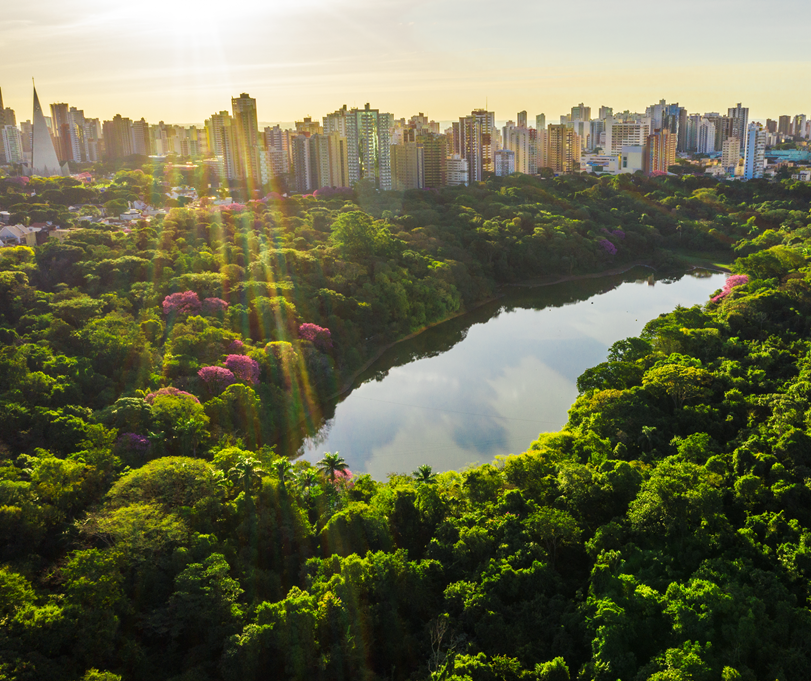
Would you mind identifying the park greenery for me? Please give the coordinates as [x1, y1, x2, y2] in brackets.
[1, 169, 811, 680]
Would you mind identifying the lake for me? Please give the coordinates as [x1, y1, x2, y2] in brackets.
[293, 267, 728, 479]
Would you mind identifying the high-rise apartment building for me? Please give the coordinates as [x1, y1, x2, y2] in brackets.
[231, 93, 261, 185]
[644, 130, 676, 175]
[102, 114, 134, 161]
[547, 125, 580, 173]
[391, 142, 425, 190]
[1, 125, 24, 164]
[535, 114, 546, 131]
[503, 123, 531, 174]
[459, 109, 496, 183]
[743, 123, 765, 180]
[206, 111, 239, 181]
[778, 115, 792, 136]
[517, 111, 528, 129]
[494, 149, 515, 177]
[50, 103, 72, 162]
[728, 103, 749, 152]
[571, 103, 591, 122]
[604, 117, 648, 156]
[419, 132, 448, 188]
[345, 103, 393, 190]
[264, 125, 291, 176]
[794, 114, 808, 138]
[132, 118, 151, 157]
[446, 154, 469, 186]
[695, 118, 716, 155]
[721, 137, 740, 170]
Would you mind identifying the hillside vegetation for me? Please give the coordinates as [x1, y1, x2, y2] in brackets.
[1, 172, 811, 680]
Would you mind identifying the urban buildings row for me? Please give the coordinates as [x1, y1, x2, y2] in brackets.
[1, 86, 808, 187]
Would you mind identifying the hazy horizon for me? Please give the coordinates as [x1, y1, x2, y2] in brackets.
[3, 0, 810, 124]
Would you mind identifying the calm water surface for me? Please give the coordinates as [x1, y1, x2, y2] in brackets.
[294, 268, 727, 478]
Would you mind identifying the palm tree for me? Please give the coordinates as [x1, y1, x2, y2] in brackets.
[228, 456, 265, 496]
[413, 464, 437, 485]
[317, 452, 349, 483]
[272, 459, 296, 490]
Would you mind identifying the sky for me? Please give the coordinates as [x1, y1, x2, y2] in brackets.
[2, 0, 810, 126]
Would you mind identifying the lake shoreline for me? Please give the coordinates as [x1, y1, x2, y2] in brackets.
[328, 257, 731, 401]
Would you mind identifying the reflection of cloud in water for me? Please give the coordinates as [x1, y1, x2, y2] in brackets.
[297, 269, 729, 476]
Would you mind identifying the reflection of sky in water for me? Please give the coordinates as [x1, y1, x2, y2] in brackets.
[301, 271, 727, 479]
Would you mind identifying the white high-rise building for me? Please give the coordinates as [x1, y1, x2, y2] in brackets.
[604, 117, 648, 156]
[695, 118, 716, 154]
[446, 154, 469, 186]
[502, 123, 531, 174]
[743, 123, 765, 180]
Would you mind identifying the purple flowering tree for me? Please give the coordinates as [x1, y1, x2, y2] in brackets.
[225, 354, 260, 385]
[298, 323, 333, 351]
[612, 229, 625, 240]
[162, 291, 201, 316]
[202, 297, 229, 315]
[598, 239, 617, 255]
[227, 339, 245, 354]
[144, 386, 200, 404]
[198, 366, 236, 393]
[711, 274, 750, 303]
[116, 432, 150, 455]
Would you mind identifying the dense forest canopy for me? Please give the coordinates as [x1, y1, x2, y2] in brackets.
[1, 171, 811, 680]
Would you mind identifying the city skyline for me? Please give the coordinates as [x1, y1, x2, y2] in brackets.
[3, 0, 810, 123]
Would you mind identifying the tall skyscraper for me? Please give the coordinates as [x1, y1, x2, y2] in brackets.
[743, 123, 765, 180]
[459, 109, 496, 183]
[535, 113, 546, 131]
[598, 106, 613, 121]
[517, 111, 528, 128]
[728, 103, 749, 152]
[778, 115, 792, 136]
[345, 103, 393, 190]
[231, 93, 261, 185]
[547, 125, 579, 173]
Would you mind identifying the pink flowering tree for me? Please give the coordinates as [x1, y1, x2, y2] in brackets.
[162, 291, 201, 316]
[198, 366, 236, 394]
[227, 339, 245, 354]
[144, 386, 200, 404]
[298, 323, 333, 351]
[202, 297, 229, 315]
[711, 274, 750, 303]
[225, 354, 260, 385]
